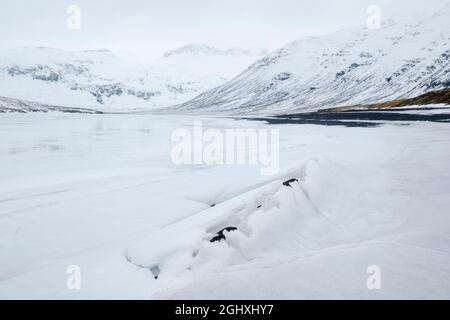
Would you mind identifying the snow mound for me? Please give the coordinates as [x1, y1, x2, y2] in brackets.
[126, 158, 400, 282]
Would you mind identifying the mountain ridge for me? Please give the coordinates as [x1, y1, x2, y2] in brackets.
[174, 5, 450, 115]
[163, 44, 268, 58]
[0, 45, 265, 111]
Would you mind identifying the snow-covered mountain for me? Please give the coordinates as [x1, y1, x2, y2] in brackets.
[177, 6, 450, 115]
[0, 45, 265, 111]
[0, 96, 101, 114]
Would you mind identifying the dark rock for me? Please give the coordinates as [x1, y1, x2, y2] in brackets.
[210, 227, 237, 243]
[336, 71, 345, 78]
[283, 178, 298, 187]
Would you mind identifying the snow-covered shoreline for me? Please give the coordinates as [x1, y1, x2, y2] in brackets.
[0, 114, 449, 299]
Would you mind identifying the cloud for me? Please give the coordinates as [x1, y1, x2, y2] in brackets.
[0, 0, 448, 61]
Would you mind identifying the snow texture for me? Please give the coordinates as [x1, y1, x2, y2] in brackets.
[0, 114, 449, 299]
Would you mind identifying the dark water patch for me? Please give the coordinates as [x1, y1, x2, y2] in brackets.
[340, 107, 450, 113]
[243, 117, 382, 128]
[243, 110, 450, 127]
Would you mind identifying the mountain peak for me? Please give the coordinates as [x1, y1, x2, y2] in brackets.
[163, 44, 267, 58]
[176, 7, 450, 115]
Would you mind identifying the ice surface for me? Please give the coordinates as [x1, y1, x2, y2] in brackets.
[0, 114, 449, 299]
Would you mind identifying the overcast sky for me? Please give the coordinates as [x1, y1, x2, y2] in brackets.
[0, 0, 448, 61]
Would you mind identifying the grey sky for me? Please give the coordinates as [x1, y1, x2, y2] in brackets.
[0, 0, 448, 61]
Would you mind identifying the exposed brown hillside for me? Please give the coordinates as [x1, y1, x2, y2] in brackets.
[325, 88, 450, 112]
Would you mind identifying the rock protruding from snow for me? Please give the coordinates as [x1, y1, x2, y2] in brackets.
[209, 227, 238, 243]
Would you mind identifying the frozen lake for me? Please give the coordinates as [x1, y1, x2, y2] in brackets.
[1, 113, 450, 299]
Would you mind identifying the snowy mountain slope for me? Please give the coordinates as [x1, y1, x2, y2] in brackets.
[176, 6, 450, 115]
[0, 96, 102, 114]
[0, 45, 265, 111]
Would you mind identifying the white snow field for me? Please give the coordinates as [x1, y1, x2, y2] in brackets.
[0, 114, 449, 299]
